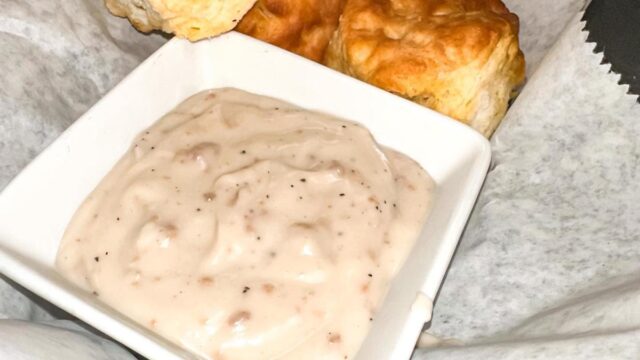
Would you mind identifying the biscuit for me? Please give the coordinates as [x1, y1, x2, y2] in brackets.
[105, 0, 257, 40]
[236, 0, 345, 61]
[324, 0, 525, 137]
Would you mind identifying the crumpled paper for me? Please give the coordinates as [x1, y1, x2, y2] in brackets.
[0, 319, 136, 360]
[503, 0, 587, 77]
[415, 7, 640, 360]
[3, 0, 640, 359]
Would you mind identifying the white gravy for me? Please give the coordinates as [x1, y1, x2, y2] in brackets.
[56, 88, 434, 359]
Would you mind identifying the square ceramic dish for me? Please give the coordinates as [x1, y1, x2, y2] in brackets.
[0, 32, 490, 360]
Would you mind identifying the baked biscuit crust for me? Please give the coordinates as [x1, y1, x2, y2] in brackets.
[324, 0, 525, 137]
[237, 0, 345, 61]
[105, 0, 257, 40]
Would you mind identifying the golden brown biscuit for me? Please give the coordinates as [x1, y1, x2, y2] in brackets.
[236, 0, 345, 62]
[105, 0, 257, 40]
[324, 0, 525, 137]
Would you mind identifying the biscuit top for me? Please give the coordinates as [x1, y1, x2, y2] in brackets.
[106, 0, 258, 40]
[324, 0, 525, 137]
[237, 0, 345, 61]
[328, 0, 523, 90]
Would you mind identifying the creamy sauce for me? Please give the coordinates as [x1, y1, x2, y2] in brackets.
[56, 88, 434, 359]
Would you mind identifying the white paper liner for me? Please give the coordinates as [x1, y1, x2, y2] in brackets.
[416, 9, 640, 359]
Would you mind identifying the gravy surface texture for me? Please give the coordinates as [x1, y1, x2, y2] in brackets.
[56, 88, 434, 359]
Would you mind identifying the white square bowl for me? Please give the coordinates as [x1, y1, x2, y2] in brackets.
[0, 32, 490, 360]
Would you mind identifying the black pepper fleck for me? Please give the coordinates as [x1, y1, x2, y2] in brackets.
[116, 217, 120, 221]
[196, 208, 201, 212]
[368, 273, 373, 277]
[242, 286, 251, 294]
[300, 178, 306, 182]
[290, 184, 294, 188]
[94, 256, 100, 262]
[341, 125, 347, 128]
[240, 150, 246, 154]
[339, 193, 345, 197]
[151, 146, 155, 150]
[105, 251, 109, 255]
